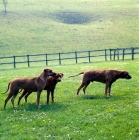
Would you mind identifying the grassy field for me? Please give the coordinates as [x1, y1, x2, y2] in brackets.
[0, 0, 139, 56]
[0, 60, 139, 140]
[0, 0, 139, 139]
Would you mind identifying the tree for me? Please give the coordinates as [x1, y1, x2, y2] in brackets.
[2, 0, 8, 13]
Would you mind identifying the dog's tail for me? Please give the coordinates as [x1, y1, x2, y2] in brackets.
[1, 82, 10, 94]
[68, 72, 84, 78]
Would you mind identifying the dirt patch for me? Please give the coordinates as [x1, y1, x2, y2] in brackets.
[49, 11, 98, 24]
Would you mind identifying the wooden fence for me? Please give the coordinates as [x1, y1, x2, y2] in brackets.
[0, 47, 139, 69]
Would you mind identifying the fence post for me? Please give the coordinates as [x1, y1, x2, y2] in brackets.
[75, 51, 77, 64]
[117, 48, 119, 60]
[13, 56, 16, 68]
[110, 48, 112, 60]
[46, 54, 48, 65]
[113, 49, 116, 60]
[88, 51, 90, 62]
[122, 49, 125, 60]
[59, 52, 61, 65]
[131, 47, 134, 60]
[105, 49, 107, 61]
[27, 55, 30, 67]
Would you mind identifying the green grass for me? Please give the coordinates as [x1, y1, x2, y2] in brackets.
[0, 60, 139, 140]
[0, 0, 139, 139]
[0, 0, 139, 56]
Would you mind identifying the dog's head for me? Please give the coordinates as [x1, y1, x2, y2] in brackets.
[44, 68, 56, 77]
[119, 71, 132, 79]
[54, 73, 64, 82]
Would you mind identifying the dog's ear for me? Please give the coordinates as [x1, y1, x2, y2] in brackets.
[119, 71, 125, 77]
[44, 69, 47, 73]
[60, 73, 64, 77]
[44, 69, 49, 74]
[49, 72, 56, 77]
[44, 69, 52, 73]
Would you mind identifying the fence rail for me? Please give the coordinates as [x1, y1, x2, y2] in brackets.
[0, 47, 139, 69]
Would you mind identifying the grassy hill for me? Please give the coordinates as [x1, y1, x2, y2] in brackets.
[0, 1, 139, 139]
[0, 0, 139, 56]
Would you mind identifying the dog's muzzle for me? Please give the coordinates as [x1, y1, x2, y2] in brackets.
[57, 77, 62, 82]
[126, 75, 132, 79]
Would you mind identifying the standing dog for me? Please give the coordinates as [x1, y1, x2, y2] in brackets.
[18, 73, 63, 105]
[1, 68, 56, 109]
[68, 70, 132, 97]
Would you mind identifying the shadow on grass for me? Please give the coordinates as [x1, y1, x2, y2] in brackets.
[12, 102, 69, 112]
[79, 94, 104, 100]
[79, 94, 125, 101]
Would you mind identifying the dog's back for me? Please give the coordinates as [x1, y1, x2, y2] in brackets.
[10, 77, 38, 91]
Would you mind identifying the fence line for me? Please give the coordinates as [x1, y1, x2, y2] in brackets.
[0, 47, 139, 69]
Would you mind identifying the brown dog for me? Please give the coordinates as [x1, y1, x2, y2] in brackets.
[68, 70, 132, 97]
[18, 73, 63, 105]
[1, 68, 56, 109]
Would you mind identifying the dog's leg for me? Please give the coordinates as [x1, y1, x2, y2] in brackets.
[105, 83, 112, 97]
[77, 82, 86, 96]
[24, 91, 32, 103]
[36, 90, 42, 108]
[108, 83, 112, 96]
[4, 93, 13, 109]
[51, 89, 54, 103]
[83, 82, 90, 94]
[18, 90, 27, 105]
[105, 83, 109, 97]
[11, 95, 16, 108]
[11, 91, 18, 108]
[47, 90, 50, 105]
